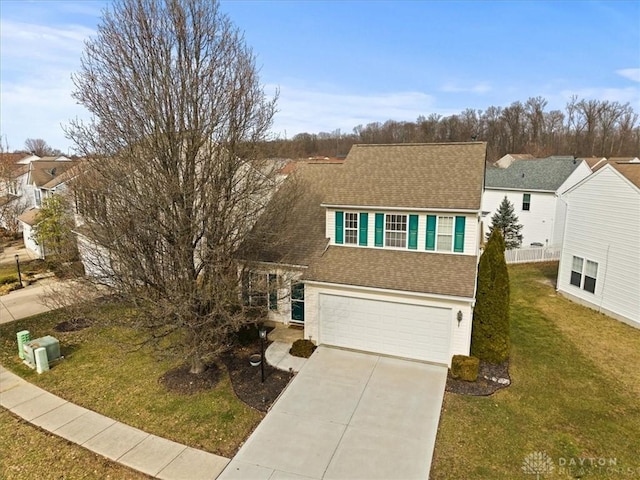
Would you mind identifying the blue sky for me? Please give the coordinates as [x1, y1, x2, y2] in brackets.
[1, 0, 638, 153]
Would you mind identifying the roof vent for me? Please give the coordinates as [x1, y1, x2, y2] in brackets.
[521, 173, 525, 178]
[50, 167, 57, 176]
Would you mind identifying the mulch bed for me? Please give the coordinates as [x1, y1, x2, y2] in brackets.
[156, 339, 294, 412]
[54, 318, 94, 332]
[445, 360, 511, 396]
[159, 363, 222, 395]
[221, 341, 294, 412]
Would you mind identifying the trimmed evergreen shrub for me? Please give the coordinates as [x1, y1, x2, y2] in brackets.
[471, 229, 511, 363]
[289, 339, 317, 358]
[451, 355, 480, 381]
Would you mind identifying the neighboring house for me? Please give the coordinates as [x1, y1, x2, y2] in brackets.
[556, 161, 640, 329]
[242, 142, 486, 366]
[17, 160, 77, 258]
[483, 156, 592, 247]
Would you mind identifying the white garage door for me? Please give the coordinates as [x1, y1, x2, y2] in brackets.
[319, 294, 452, 364]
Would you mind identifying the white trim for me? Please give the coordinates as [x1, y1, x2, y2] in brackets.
[484, 187, 555, 193]
[302, 280, 475, 304]
[321, 203, 481, 214]
[563, 163, 640, 196]
[384, 213, 408, 248]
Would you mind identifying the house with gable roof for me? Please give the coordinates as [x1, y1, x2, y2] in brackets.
[483, 156, 592, 248]
[557, 160, 640, 328]
[243, 142, 486, 366]
[17, 159, 78, 258]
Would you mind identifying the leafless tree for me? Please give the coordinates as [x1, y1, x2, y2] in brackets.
[24, 138, 57, 157]
[65, 0, 279, 374]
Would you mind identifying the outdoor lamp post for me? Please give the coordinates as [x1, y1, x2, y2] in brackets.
[14, 254, 23, 289]
[259, 326, 267, 383]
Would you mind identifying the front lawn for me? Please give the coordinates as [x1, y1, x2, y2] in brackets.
[431, 262, 640, 479]
[0, 302, 265, 458]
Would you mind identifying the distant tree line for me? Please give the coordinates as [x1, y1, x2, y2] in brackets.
[262, 96, 640, 162]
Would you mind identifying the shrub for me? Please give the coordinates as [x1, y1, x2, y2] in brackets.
[289, 339, 316, 358]
[471, 229, 511, 364]
[451, 355, 480, 381]
[0, 273, 18, 285]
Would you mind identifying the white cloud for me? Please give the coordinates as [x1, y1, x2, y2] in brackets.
[268, 85, 439, 137]
[440, 82, 492, 94]
[0, 18, 93, 151]
[616, 68, 640, 83]
[559, 86, 640, 105]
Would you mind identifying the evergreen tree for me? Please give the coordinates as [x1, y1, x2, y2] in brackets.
[471, 229, 510, 364]
[32, 195, 77, 263]
[487, 196, 523, 249]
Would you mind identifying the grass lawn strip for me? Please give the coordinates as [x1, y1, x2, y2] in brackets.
[0, 304, 263, 458]
[0, 409, 151, 479]
[430, 262, 640, 480]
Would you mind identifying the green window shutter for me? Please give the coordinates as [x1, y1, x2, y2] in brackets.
[425, 215, 436, 251]
[359, 213, 368, 246]
[408, 215, 418, 249]
[335, 211, 344, 244]
[374, 213, 384, 247]
[454, 216, 466, 253]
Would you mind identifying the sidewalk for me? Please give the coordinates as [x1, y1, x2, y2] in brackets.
[0, 365, 229, 479]
[0, 278, 59, 324]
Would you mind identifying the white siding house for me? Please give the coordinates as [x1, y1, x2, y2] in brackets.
[557, 163, 640, 328]
[243, 143, 487, 367]
[483, 156, 592, 247]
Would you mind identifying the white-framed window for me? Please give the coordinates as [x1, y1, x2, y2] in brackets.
[8, 181, 18, 196]
[344, 212, 358, 244]
[34, 188, 42, 208]
[569, 256, 597, 294]
[385, 214, 407, 248]
[436, 216, 454, 251]
[245, 272, 279, 310]
[570, 256, 583, 287]
[522, 193, 531, 211]
[583, 260, 598, 294]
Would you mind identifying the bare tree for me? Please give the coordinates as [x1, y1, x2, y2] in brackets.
[24, 138, 56, 156]
[66, 0, 278, 374]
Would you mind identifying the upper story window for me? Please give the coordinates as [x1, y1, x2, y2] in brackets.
[385, 214, 407, 248]
[8, 181, 18, 196]
[34, 189, 42, 208]
[344, 212, 358, 244]
[522, 193, 531, 211]
[436, 216, 454, 251]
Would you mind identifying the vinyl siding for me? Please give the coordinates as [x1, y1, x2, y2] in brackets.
[482, 189, 557, 247]
[557, 167, 640, 327]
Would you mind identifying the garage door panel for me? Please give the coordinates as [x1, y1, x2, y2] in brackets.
[319, 294, 452, 364]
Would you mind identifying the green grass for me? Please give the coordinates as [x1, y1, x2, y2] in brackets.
[431, 262, 640, 479]
[1, 410, 150, 480]
[0, 303, 262, 459]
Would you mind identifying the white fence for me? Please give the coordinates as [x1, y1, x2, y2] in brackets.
[505, 246, 561, 264]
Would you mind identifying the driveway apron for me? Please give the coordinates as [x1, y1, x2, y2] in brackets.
[219, 346, 447, 480]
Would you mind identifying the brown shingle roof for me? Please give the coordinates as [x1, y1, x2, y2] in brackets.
[322, 142, 486, 210]
[240, 162, 344, 266]
[29, 161, 77, 188]
[18, 208, 39, 226]
[610, 162, 640, 189]
[303, 247, 477, 298]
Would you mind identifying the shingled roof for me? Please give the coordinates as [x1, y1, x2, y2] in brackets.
[303, 247, 477, 298]
[240, 162, 344, 267]
[610, 162, 640, 189]
[485, 156, 582, 192]
[29, 161, 77, 189]
[322, 142, 487, 210]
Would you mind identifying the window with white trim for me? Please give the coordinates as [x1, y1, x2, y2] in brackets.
[522, 193, 531, 211]
[385, 214, 407, 248]
[583, 260, 598, 293]
[245, 272, 279, 310]
[436, 216, 454, 251]
[35, 189, 42, 208]
[8, 181, 18, 196]
[344, 212, 358, 244]
[569, 256, 598, 294]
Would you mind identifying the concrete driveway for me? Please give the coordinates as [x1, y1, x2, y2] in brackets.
[219, 346, 447, 480]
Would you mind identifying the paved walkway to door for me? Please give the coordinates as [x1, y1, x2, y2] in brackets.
[219, 346, 447, 480]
